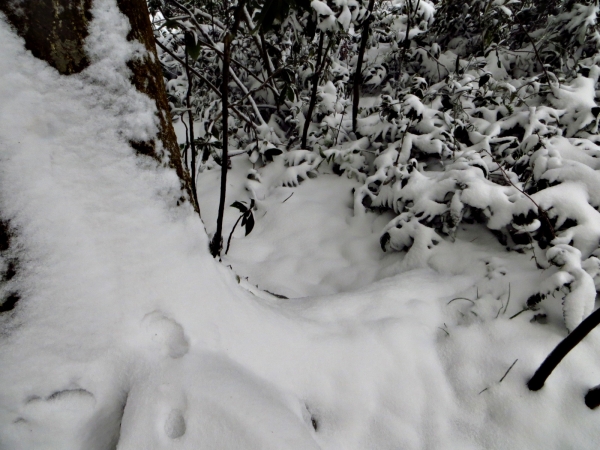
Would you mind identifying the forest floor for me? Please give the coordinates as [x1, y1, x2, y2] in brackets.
[1, 2, 600, 448]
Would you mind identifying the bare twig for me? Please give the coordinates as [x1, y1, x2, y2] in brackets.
[211, 0, 248, 257]
[529, 307, 600, 391]
[301, 31, 326, 149]
[164, 0, 276, 93]
[503, 283, 511, 315]
[352, 0, 376, 132]
[155, 39, 257, 131]
[483, 149, 556, 239]
[510, 307, 530, 320]
[184, 36, 200, 215]
[513, 13, 559, 93]
[447, 297, 475, 306]
[225, 213, 244, 255]
[499, 359, 518, 383]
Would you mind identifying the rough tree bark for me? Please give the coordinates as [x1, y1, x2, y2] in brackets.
[0, 0, 92, 74]
[0, 0, 196, 211]
[0, 0, 198, 312]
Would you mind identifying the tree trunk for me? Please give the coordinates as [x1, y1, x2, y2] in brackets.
[0, 0, 92, 75]
[0, 0, 195, 210]
[0, 0, 198, 312]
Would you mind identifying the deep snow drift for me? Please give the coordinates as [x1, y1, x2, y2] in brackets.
[1, 1, 600, 449]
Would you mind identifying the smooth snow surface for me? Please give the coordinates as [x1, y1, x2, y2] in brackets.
[1, 2, 600, 449]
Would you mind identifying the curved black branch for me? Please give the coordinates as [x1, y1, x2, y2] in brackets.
[528, 307, 600, 391]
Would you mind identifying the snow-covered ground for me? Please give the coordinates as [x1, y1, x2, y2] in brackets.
[1, 1, 600, 449]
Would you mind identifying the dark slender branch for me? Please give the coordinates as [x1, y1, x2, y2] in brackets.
[241, 10, 274, 78]
[499, 359, 518, 383]
[503, 283, 511, 315]
[333, 106, 346, 146]
[513, 12, 559, 93]
[447, 297, 475, 305]
[259, 29, 274, 77]
[415, 45, 448, 80]
[528, 307, 600, 391]
[352, 0, 376, 133]
[181, 111, 189, 170]
[210, 0, 248, 257]
[211, 31, 232, 257]
[227, 66, 284, 110]
[398, 0, 417, 76]
[510, 307, 529, 319]
[483, 149, 556, 239]
[184, 38, 201, 215]
[155, 38, 257, 131]
[225, 213, 244, 255]
[301, 32, 326, 149]
[394, 117, 413, 165]
[162, 33, 266, 121]
[165, 0, 276, 95]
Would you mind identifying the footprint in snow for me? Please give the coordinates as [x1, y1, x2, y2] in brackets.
[143, 311, 189, 358]
[25, 387, 95, 406]
[164, 408, 186, 439]
[484, 258, 507, 279]
[14, 387, 95, 425]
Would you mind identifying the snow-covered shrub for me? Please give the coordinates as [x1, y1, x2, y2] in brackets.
[526, 244, 596, 331]
[152, 0, 600, 326]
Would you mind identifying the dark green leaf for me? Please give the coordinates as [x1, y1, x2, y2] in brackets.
[479, 74, 491, 87]
[244, 212, 255, 235]
[231, 201, 247, 212]
[264, 148, 283, 158]
[380, 232, 390, 252]
[276, 68, 295, 84]
[161, 18, 182, 31]
[277, 86, 288, 106]
[254, 0, 311, 32]
[286, 85, 295, 102]
[526, 292, 545, 308]
[185, 32, 201, 61]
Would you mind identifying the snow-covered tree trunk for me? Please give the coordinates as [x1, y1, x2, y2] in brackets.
[0, 0, 195, 208]
[0, 0, 92, 75]
[0, 0, 197, 313]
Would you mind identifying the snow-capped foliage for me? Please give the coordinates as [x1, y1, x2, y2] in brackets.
[527, 244, 597, 331]
[152, 0, 600, 331]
